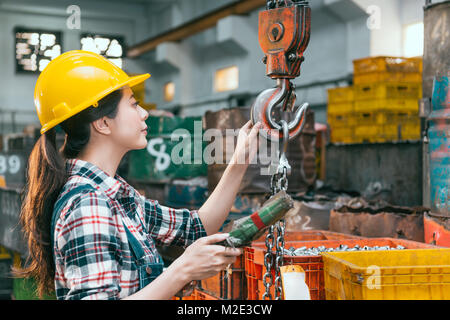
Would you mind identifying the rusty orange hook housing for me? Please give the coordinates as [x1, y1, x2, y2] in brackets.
[251, 0, 311, 141]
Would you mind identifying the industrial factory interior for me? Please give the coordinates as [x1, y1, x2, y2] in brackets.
[0, 0, 449, 305]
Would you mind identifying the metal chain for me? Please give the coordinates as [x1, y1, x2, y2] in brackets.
[262, 225, 274, 300]
[264, 122, 289, 300]
[262, 161, 282, 300]
[274, 167, 287, 300]
[274, 218, 286, 299]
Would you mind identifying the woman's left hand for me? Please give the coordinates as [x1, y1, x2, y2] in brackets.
[197, 120, 262, 235]
[230, 120, 262, 166]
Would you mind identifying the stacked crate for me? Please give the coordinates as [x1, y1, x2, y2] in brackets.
[352, 56, 422, 143]
[327, 86, 356, 143]
[327, 56, 423, 143]
[245, 231, 366, 300]
[322, 248, 450, 300]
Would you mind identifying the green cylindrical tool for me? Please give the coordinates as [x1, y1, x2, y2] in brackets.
[219, 190, 294, 247]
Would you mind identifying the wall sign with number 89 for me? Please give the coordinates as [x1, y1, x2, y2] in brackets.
[0, 155, 21, 175]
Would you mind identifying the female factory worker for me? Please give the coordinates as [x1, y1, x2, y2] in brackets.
[17, 50, 261, 300]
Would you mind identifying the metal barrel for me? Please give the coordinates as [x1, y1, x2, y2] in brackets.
[423, 1, 450, 99]
[204, 106, 316, 194]
[428, 74, 450, 215]
[422, 1, 450, 208]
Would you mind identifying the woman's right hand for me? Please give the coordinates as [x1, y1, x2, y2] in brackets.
[174, 233, 242, 281]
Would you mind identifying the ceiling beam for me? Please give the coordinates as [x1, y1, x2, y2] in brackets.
[127, 0, 266, 58]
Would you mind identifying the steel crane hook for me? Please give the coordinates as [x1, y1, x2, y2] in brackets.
[251, 78, 309, 142]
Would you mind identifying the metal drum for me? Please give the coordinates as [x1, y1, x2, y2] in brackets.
[423, 1, 450, 99]
[422, 1, 450, 208]
[428, 74, 449, 215]
[204, 107, 316, 194]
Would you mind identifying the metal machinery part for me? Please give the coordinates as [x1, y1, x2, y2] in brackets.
[251, 0, 312, 300]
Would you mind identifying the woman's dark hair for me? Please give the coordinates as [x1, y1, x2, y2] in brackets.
[14, 89, 123, 298]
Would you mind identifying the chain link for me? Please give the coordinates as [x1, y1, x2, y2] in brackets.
[262, 225, 274, 300]
[264, 150, 289, 299]
[273, 162, 287, 299]
[264, 120, 290, 300]
[274, 218, 285, 299]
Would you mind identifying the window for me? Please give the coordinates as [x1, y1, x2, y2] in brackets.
[214, 66, 239, 92]
[164, 82, 175, 102]
[14, 27, 62, 73]
[403, 22, 424, 58]
[80, 34, 125, 68]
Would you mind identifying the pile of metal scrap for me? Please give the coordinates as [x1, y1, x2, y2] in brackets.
[325, 142, 422, 207]
[283, 244, 406, 256]
[329, 196, 428, 242]
[283, 185, 359, 232]
[284, 198, 334, 231]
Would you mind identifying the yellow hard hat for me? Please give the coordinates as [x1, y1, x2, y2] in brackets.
[34, 50, 150, 134]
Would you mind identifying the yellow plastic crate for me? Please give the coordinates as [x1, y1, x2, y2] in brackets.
[353, 56, 423, 74]
[386, 111, 420, 124]
[354, 112, 385, 126]
[328, 102, 354, 114]
[328, 87, 354, 104]
[355, 111, 419, 126]
[378, 124, 421, 141]
[354, 125, 394, 143]
[322, 249, 450, 300]
[354, 72, 422, 85]
[328, 113, 358, 127]
[353, 125, 393, 143]
[330, 126, 355, 144]
[0, 245, 11, 260]
[354, 83, 422, 101]
[354, 122, 420, 143]
[355, 99, 419, 112]
[400, 122, 421, 140]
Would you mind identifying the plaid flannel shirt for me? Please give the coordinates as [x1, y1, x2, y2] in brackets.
[53, 159, 207, 300]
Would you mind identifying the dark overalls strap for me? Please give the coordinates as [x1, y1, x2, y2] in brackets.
[51, 184, 96, 245]
[124, 214, 164, 289]
[51, 184, 164, 289]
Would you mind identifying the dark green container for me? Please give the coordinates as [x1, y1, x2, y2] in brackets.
[128, 116, 207, 183]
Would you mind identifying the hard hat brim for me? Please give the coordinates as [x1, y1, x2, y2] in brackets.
[40, 73, 151, 134]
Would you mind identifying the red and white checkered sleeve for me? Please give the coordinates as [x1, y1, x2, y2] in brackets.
[141, 196, 207, 247]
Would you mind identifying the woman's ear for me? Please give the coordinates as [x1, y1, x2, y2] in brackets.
[91, 117, 112, 135]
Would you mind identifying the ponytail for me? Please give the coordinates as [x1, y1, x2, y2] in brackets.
[14, 128, 67, 297]
[14, 89, 122, 298]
